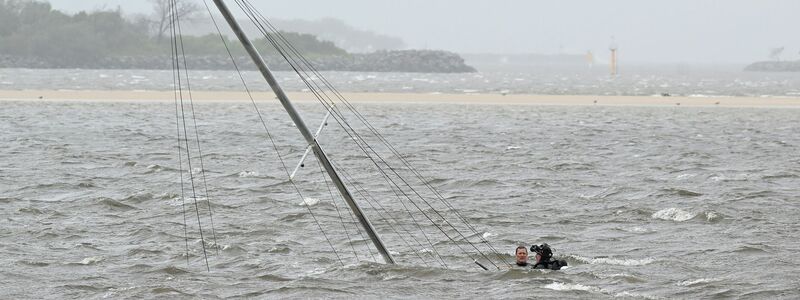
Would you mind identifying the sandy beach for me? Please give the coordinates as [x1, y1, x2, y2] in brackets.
[2, 89, 800, 107]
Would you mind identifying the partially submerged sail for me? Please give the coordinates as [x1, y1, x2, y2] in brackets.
[169, 0, 509, 270]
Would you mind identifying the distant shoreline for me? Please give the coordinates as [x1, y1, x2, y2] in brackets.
[744, 60, 800, 72]
[0, 50, 476, 73]
[2, 89, 800, 108]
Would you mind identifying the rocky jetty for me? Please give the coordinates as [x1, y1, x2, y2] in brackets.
[744, 61, 800, 72]
[346, 50, 475, 73]
[0, 50, 475, 73]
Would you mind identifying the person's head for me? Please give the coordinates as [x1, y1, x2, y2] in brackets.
[515, 246, 528, 265]
[530, 243, 552, 263]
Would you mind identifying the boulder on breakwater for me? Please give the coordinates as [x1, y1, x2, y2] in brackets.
[744, 60, 800, 72]
[0, 50, 476, 73]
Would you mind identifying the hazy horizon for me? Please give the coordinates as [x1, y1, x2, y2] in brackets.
[46, 0, 800, 64]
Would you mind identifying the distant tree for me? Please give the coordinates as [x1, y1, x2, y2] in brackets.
[0, 1, 153, 64]
[149, 0, 201, 42]
[0, 1, 349, 68]
[255, 31, 348, 56]
[769, 47, 784, 61]
[0, 0, 23, 36]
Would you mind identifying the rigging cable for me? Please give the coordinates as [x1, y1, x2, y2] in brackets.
[173, 0, 220, 256]
[332, 160, 444, 268]
[313, 156, 373, 263]
[235, 0, 506, 269]
[201, 0, 345, 267]
[236, 0, 502, 269]
[170, 13, 190, 266]
[169, 0, 209, 271]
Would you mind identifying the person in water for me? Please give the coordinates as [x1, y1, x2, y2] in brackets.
[515, 246, 529, 266]
[530, 243, 568, 270]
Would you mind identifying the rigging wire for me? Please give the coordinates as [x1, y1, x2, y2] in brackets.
[169, 0, 209, 271]
[201, 0, 345, 267]
[170, 13, 190, 266]
[230, 3, 508, 266]
[173, 0, 220, 257]
[235, 0, 505, 269]
[199, 0, 510, 269]
[313, 156, 363, 263]
[250, 14, 509, 265]
[375, 169, 450, 268]
[332, 161, 442, 268]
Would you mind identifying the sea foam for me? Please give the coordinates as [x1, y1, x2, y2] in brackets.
[544, 282, 599, 292]
[298, 197, 320, 206]
[572, 255, 655, 266]
[652, 208, 695, 222]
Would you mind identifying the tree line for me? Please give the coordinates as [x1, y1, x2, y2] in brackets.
[0, 0, 348, 66]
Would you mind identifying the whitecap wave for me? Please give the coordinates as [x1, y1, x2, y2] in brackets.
[705, 211, 722, 222]
[238, 170, 259, 177]
[298, 197, 320, 206]
[573, 255, 655, 266]
[614, 291, 660, 299]
[652, 208, 695, 222]
[544, 282, 599, 292]
[677, 277, 718, 286]
[78, 256, 104, 265]
[594, 272, 637, 279]
[618, 226, 651, 233]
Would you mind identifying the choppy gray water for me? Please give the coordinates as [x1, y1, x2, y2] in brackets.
[2, 99, 799, 299]
[3, 66, 800, 97]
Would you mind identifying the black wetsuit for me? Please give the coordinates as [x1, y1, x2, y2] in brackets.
[532, 259, 567, 270]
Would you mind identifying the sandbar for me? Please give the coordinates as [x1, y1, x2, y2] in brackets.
[1, 89, 799, 108]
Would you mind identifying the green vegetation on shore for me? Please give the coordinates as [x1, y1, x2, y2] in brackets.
[0, 0, 346, 65]
[0, 0, 475, 72]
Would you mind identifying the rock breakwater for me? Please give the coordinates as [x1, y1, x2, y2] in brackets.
[0, 50, 475, 73]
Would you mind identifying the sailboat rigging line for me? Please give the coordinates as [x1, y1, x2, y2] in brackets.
[333, 161, 441, 268]
[377, 170, 449, 268]
[173, 0, 220, 257]
[170, 18, 190, 267]
[325, 153, 447, 267]
[203, 0, 344, 265]
[272, 24, 512, 268]
[308, 109, 490, 268]
[218, 0, 396, 265]
[201, 0, 346, 268]
[236, 3, 508, 267]
[200, 0, 255, 98]
[262, 30, 509, 266]
[229, 0, 502, 269]
[341, 191, 380, 263]
[266, 85, 502, 268]
[169, 0, 209, 271]
[333, 163, 433, 267]
[235, 1, 337, 105]
[313, 156, 363, 263]
[344, 154, 497, 269]
[236, 0, 503, 269]
[329, 172, 380, 263]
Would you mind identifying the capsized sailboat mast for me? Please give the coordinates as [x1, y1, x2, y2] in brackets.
[211, 0, 395, 264]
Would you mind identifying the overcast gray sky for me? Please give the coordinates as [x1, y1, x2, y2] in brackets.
[48, 0, 800, 63]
